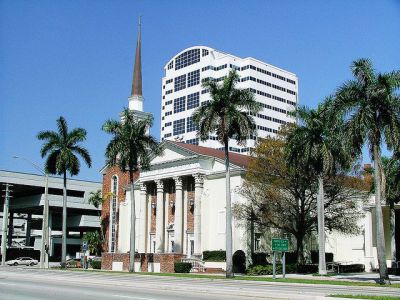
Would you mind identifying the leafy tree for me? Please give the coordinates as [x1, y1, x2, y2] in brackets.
[329, 59, 400, 283]
[285, 104, 350, 274]
[83, 231, 102, 255]
[37, 116, 91, 268]
[102, 108, 162, 272]
[233, 135, 368, 266]
[192, 70, 261, 277]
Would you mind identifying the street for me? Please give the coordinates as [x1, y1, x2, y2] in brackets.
[0, 267, 399, 300]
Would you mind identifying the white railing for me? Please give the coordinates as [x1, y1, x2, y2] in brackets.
[181, 257, 205, 273]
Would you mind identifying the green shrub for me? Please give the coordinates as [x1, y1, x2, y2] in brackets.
[251, 252, 268, 266]
[174, 262, 192, 273]
[203, 250, 226, 261]
[232, 250, 246, 273]
[91, 260, 101, 269]
[338, 264, 364, 273]
[246, 264, 316, 275]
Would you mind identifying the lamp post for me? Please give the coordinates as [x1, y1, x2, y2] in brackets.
[13, 156, 49, 268]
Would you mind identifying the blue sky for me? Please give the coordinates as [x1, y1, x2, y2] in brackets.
[1, 0, 399, 182]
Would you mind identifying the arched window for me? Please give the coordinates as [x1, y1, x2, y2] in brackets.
[110, 175, 118, 252]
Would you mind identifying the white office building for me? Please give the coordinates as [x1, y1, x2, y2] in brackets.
[160, 46, 298, 154]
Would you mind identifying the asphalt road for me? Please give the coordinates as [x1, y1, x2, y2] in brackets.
[0, 267, 398, 300]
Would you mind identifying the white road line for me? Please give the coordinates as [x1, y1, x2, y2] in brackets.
[111, 295, 153, 300]
[0, 282, 18, 286]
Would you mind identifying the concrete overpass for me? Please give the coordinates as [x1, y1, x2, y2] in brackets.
[0, 170, 101, 259]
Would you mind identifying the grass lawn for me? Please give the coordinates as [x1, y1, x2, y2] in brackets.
[329, 295, 400, 299]
[66, 268, 400, 288]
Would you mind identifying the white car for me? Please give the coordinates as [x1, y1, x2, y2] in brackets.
[6, 257, 38, 266]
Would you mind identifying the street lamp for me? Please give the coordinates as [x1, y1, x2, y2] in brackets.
[13, 156, 49, 269]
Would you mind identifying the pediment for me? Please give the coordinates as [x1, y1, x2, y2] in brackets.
[150, 143, 196, 165]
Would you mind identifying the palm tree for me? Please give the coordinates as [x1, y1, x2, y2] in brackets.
[37, 116, 91, 268]
[192, 70, 261, 278]
[102, 108, 161, 273]
[329, 58, 400, 283]
[285, 104, 350, 275]
[88, 189, 105, 243]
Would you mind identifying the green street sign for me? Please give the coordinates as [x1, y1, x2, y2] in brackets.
[272, 238, 289, 252]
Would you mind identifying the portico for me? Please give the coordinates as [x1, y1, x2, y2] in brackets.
[135, 173, 204, 257]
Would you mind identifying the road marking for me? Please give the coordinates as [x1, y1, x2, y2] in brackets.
[112, 295, 153, 300]
[0, 282, 18, 286]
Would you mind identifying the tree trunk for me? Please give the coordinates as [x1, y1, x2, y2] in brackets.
[129, 173, 136, 273]
[225, 141, 233, 278]
[61, 171, 67, 268]
[296, 233, 305, 265]
[389, 201, 396, 268]
[317, 175, 326, 275]
[373, 145, 389, 283]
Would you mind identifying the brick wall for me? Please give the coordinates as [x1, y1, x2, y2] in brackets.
[101, 252, 183, 273]
[168, 192, 175, 224]
[101, 165, 137, 252]
[187, 191, 194, 232]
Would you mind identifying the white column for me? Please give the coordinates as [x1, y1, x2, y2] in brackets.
[173, 177, 183, 253]
[155, 180, 164, 253]
[364, 209, 374, 271]
[138, 183, 147, 253]
[193, 174, 204, 255]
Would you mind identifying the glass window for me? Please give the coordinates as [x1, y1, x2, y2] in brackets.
[173, 118, 185, 135]
[185, 138, 199, 145]
[187, 92, 199, 110]
[174, 74, 186, 92]
[187, 70, 200, 87]
[202, 49, 209, 57]
[110, 176, 118, 253]
[186, 116, 198, 132]
[175, 48, 200, 70]
[173, 96, 186, 113]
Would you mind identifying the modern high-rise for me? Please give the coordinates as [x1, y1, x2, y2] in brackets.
[160, 46, 298, 154]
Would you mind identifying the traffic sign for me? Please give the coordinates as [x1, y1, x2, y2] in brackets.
[83, 242, 88, 252]
[272, 238, 289, 252]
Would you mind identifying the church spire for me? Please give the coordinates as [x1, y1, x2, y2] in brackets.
[131, 16, 142, 96]
[129, 16, 143, 111]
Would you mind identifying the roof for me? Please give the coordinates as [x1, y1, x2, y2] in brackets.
[168, 141, 250, 169]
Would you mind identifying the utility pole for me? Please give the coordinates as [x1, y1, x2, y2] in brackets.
[1, 183, 12, 265]
[13, 156, 50, 268]
[40, 174, 49, 268]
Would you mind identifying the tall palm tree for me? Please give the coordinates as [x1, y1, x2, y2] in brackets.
[329, 58, 400, 283]
[285, 104, 350, 275]
[102, 108, 161, 273]
[37, 116, 91, 268]
[192, 70, 261, 278]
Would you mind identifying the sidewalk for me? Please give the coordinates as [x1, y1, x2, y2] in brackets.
[257, 272, 400, 284]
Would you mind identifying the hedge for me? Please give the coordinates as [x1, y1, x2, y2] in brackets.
[174, 262, 192, 273]
[337, 264, 364, 273]
[232, 250, 246, 273]
[91, 260, 102, 269]
[246, 264, 318, 275]
[203, 250, 226, 261]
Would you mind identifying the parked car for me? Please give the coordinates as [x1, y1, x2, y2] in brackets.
[6, 257, 38, 266]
